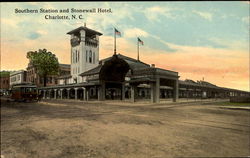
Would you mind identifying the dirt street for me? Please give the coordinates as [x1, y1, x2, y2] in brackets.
[1, 99, 250, 158]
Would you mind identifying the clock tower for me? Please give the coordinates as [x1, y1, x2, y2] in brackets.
[67, 26, 102, 83]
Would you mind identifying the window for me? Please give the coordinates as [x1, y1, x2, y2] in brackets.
[93, 52, 95, 64]
[86, 50, 88, 62]
[89, 50, 92, 63]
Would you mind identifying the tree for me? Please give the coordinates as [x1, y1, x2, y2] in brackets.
[27, 49, 59, 87]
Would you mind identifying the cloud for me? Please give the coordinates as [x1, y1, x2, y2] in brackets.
[192, 10, 213, 21]
[27, 32, 42, 40]
[124, 28, 149, 38]
[144, 6, 174, 21]
[241, 16, 249, 23]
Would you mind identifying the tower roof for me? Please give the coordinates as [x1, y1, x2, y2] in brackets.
[67, 26, 103, 36]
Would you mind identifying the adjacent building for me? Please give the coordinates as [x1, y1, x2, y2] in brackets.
[9, 70, 27, 86]
[26, 62, 70, 87]
[0, 71, 10, 95]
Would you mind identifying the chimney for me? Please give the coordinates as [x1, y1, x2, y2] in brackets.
[151, 64, 155, 68]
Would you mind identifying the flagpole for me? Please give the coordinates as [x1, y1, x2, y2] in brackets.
[137, 38, 139, 61]
[114, 28, 116, 55]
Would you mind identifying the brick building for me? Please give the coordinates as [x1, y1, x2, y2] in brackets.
[0, 71, 10, 95]
[26, 63, 70, 87]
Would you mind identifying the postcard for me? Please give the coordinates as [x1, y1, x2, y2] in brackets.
[1, 2, 249, 158]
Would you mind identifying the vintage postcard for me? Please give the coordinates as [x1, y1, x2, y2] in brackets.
[1, 2, 249, 158]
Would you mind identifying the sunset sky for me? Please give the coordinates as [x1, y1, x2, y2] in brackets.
[1, 2, 249, 91]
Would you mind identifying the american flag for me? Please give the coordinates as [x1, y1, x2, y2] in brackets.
[115, 28, 121, 36]
[138, 37, 144, 45]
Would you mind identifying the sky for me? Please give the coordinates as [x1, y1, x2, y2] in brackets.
[1, 2, 249, 91]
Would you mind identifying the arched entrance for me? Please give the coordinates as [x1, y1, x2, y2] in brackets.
[99, 55, 130, 100]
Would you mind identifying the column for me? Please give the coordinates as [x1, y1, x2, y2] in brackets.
[150, 82, 156, 103]
[84, 88, 89, 101]
[60, 89, 63, 99]
[67, 89, 70, 99]
[121, 83, 125, 100]
[131, 85, 136, 102]
[75, 88, 78, 100]
[86, 89, 89, 101]
[173, 79, 179, 102]
[54, 89, 57, 99]
[43, 90, 46, 99]
[98, 82, 105, 101]
[83, 88, 85, 100]
[155, 77, 160, 103]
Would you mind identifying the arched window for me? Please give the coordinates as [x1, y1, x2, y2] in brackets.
[86, 50, 88, 62]
[89, 50, 92, 63]
[93, 52, 95, 64]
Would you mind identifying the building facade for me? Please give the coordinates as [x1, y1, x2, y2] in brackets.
[26, 62, 70, 87]
[10, 70, 27, 86]
[0, 71, 10, 95]
[67, 26, 102, 83]
[37, 26, 250, 102]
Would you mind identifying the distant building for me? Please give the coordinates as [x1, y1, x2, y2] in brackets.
[10, 70, 27, 86]
[0, 71, 10, 94]
[26, 62, 70, 87]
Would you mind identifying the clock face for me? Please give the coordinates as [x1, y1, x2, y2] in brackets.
[71, 37, 80, 47]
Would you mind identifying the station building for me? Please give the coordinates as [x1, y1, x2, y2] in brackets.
[38, 26, 250, 102]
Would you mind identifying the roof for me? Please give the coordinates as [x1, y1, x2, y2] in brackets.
[79, 64, 102, 76]
[10, 70, 26, 76]
[58, 74, 72, 79]
[67, 26, 102, 36]
[59, 64, 70, 69]
[0, 71, 10, 77]
[179, 79, 220, 89]
[101, 53, 150, 70]
[80, 54, 151, 77]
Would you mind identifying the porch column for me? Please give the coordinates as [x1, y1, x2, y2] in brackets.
[121, 83, 125, 100]
[131, 85, 136, 102]
[75, 88, 78, 100]
[84, 88, 89, 101]
[60, 89, 63, 99]
[155, 77, 160, 103]
[43, 90, 46, 99]
[67, 88, 70, 99]
[86, 89, 89, 101]
[82, 88, 85, 100]
[150, 82, 156, 103]
[54, 89, 57, 99]
[98, 82, 105, 101]
[173, 79, 179, 102]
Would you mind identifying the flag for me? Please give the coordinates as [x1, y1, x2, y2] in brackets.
[138, 37, 144, 45]
[115, 28, 121, 36]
